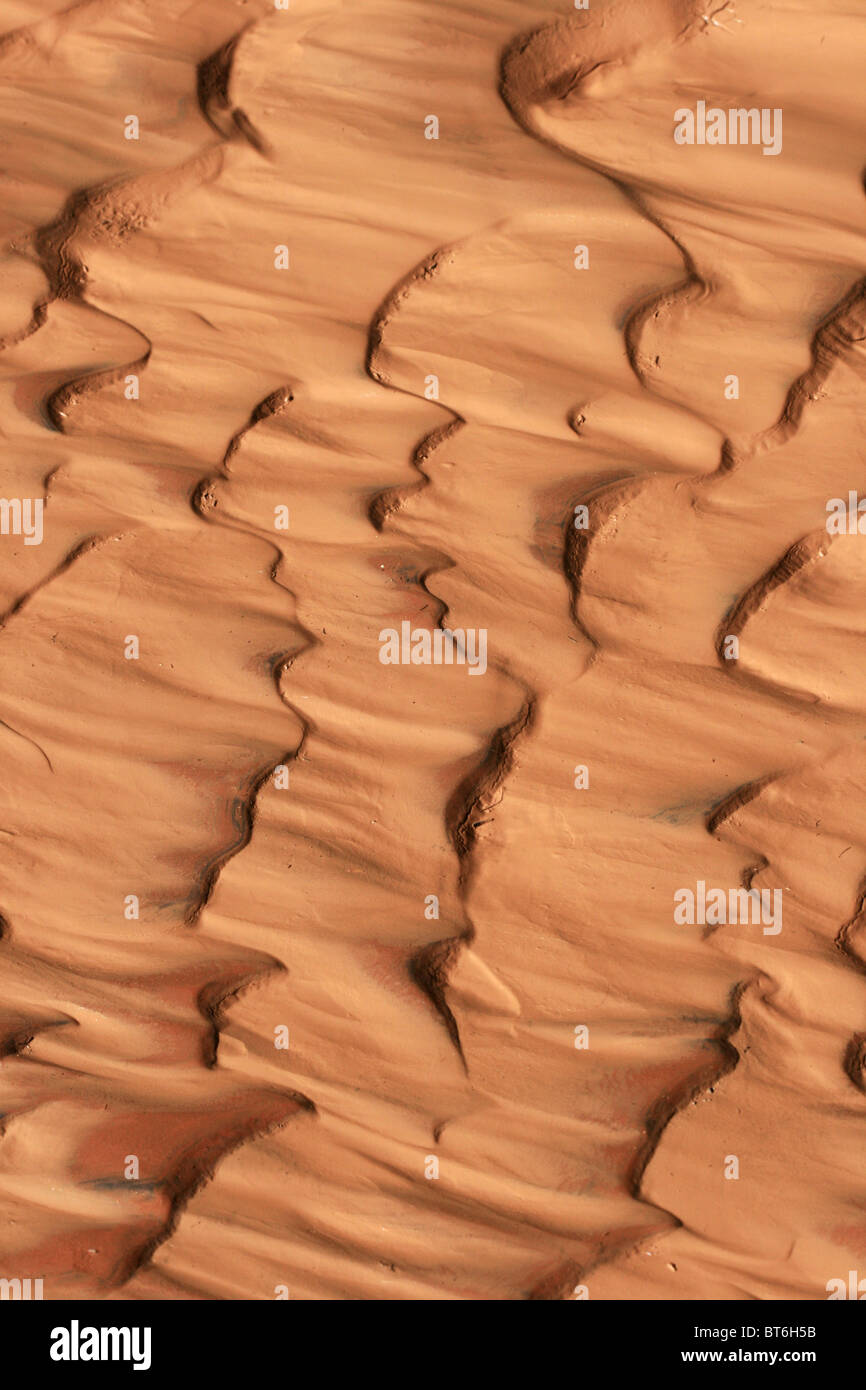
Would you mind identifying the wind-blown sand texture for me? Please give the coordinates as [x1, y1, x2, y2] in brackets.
[0, 0, 865, 1301]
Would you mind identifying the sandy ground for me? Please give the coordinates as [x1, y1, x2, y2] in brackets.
[0, 0, 865, 1300]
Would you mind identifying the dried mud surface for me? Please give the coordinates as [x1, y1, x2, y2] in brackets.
[0, 0, 864, 1300]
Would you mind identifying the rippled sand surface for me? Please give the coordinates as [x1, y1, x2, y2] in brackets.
[0, 0, 864, 1300]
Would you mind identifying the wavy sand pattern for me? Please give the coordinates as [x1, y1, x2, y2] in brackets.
[0, 0, 864, 1300]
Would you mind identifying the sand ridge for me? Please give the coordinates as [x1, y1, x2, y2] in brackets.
[0, 0, 864, 1300]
